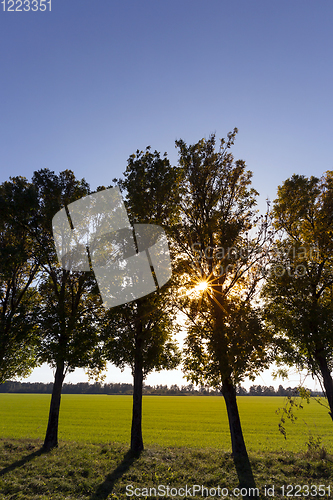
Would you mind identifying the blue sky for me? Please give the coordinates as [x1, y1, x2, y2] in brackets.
[1, 0, 332, 389]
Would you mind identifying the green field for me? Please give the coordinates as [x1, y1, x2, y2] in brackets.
[0, 394, 332, 452]
[1, 395, 333, 499]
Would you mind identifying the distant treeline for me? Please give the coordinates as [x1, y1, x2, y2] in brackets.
[0, 381, 324, 397]
[237, 384, 323, 397]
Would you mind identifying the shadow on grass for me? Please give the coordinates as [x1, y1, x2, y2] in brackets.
[89, 449, 141, 500]
[0, 446, 46, 477]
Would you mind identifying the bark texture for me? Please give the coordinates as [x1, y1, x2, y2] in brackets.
[43, 360, 65, 451]
[131, 335, 144, 454]
[316, 351, 333, 421]
[222, 377, 258, 495]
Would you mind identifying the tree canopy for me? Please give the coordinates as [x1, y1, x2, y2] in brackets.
[0, 177, 40, 383]
[262, 171, 333, 420]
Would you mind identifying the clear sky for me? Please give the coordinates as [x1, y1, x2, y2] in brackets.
[1, 0, 332, 390]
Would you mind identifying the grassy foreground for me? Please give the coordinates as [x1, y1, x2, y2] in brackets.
[1, 395, 332, 452]
[1, 395, 333, 498]
[1, 438, 333, 499]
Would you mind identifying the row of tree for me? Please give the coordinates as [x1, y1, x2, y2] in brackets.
[0, 380, 323, 396]
[2, 129, 333, 494]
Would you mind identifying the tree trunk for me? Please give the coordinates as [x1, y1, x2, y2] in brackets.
[43, 360, 65, 451]
[131, 321, 144, 455]
[222, 377, 257, 495]
[131, 353, 144, 454]
[315, 352, 333, 421]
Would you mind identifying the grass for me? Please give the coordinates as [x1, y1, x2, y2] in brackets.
[1, 438, 333, 499]
[0, 394, 332, 452]
[1, 395, 333, 498]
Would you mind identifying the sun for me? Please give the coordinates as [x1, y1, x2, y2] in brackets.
[194, 281, 208, 293]
[189, 280, 209, 296]
[182, 277, 212, 299]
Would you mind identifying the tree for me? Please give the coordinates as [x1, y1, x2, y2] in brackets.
[103, 147, 181, 454]
[0, 177, 40, 383]
[5, 169, 107, 450]
[262, 171, 333, 421]
[174, 131, 272, 492]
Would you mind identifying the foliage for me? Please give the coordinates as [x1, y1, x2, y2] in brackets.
[0, 170, 106, 380]
[262, 171, 333, 417]
[106, 146, 182, 379]
[0, 176, 40, 383]
[275, 387, 311, 439]
[305, 434, 327, 460]
[116, 146, 182, 228]
[104, 297, 180, 377]
[36, 270, 105, 376]
[30, 169, 107, 377]
[174, 130, 273, 388]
